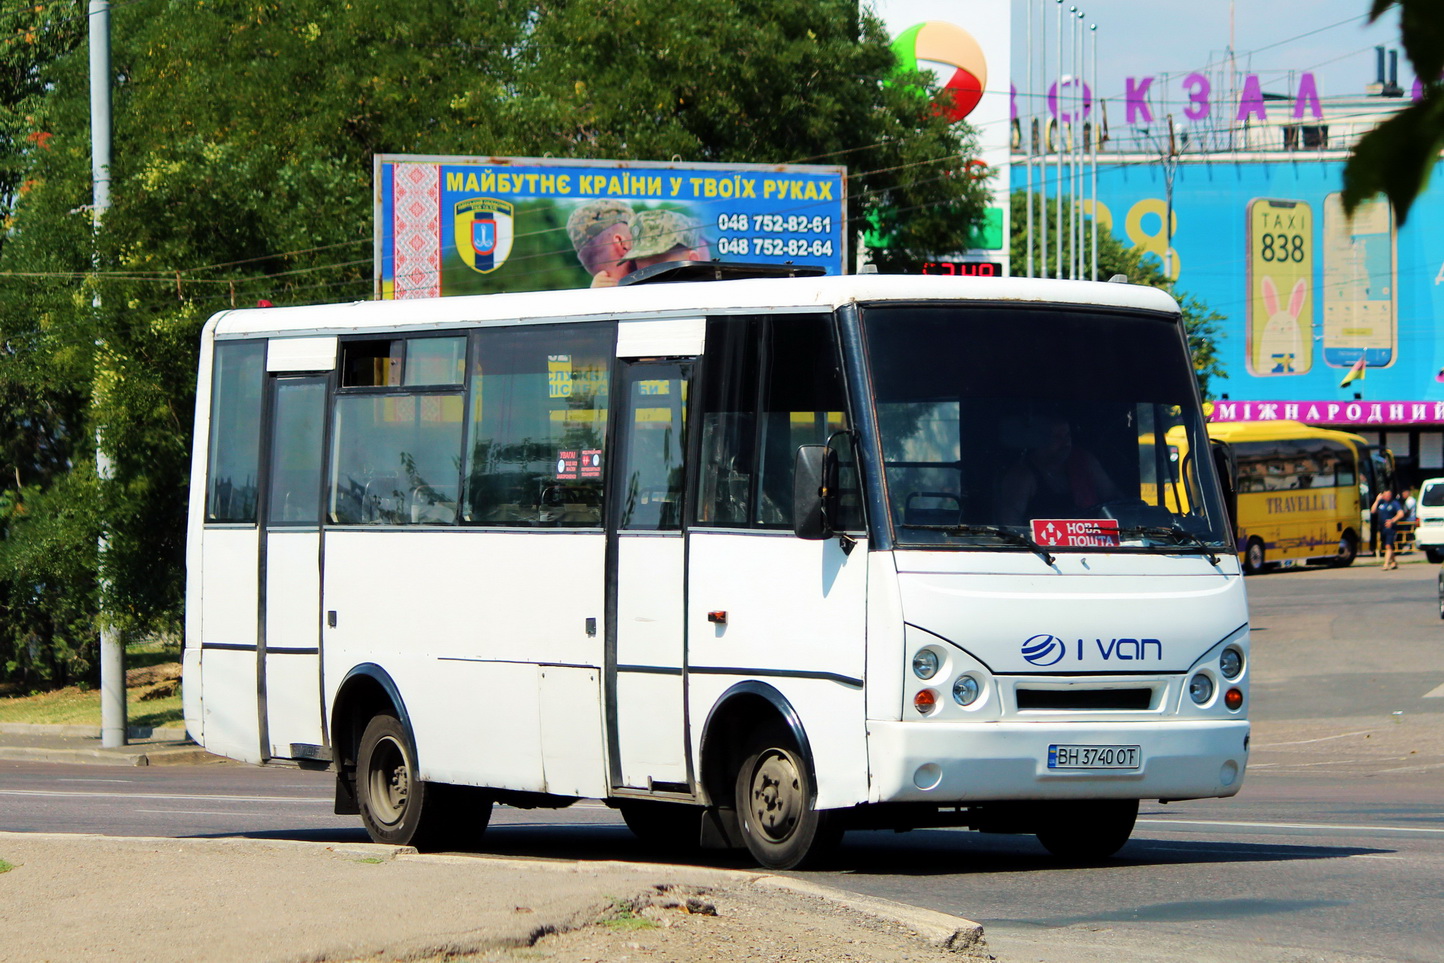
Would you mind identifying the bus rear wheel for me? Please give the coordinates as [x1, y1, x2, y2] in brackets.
[1035, 799, 1139, 862]
[1330, 532, 1358, 567]
[356, 713, 491, 850]
[1243, 538, 1266, 575]
[734, 722, 839, 870]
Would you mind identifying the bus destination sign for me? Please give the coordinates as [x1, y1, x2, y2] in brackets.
[1031, 518, 1121, 548]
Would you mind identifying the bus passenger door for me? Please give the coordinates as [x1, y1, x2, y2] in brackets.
[606, 358, 693, 793]
[259, 376, 328, 760]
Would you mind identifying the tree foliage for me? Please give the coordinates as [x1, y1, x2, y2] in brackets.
[1009, 191, 1227, 399]
[0, 0, 986, 685]
[1342, 0, 1444, 224]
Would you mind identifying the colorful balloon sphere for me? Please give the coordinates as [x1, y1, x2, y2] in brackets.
[891, 21, 988, 124]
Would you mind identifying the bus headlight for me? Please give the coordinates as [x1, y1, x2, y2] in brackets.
[952, 674, 981, 706]
[912, 649, 940, 680]
[1219, 646, 1244, 681]
[1189, 672, 1215, 705]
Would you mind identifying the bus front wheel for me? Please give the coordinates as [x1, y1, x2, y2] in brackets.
[1243, 538, 1266, 575]
[734, 722, 839, 870]
[1035, 799, 1138, 862]
[356, 713, 491, 850]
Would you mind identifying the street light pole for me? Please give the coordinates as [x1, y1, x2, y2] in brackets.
[90, 0, 125, 749]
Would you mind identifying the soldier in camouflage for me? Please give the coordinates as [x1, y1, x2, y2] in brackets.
[566, 199, 635, 288]
[626, 208, 708, 272]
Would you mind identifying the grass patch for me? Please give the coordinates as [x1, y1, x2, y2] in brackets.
[352, 857, 385, 864]
[0, 859, 14, 873]
[0, 685, 183, 728]
[599, 896, 659, 932]
[0, 641, 183, 728]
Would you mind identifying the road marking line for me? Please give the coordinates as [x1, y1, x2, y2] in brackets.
[1424, 682, 1444, 699]
[1258, 729, 1380, 746]
[56, 778, 133, 783]
[1138, 817, 1444, 835]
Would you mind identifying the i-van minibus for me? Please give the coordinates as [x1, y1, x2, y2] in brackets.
[183, 270, 1249, 869]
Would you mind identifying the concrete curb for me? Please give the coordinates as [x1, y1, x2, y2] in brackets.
[0, 744, 220, 766]
[754, 875, 989, 956]
[411, 854, 991, 957]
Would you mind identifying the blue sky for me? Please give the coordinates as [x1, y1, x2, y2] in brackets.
[872, 1, 1407, 110]
[1011, 0, 1405, 104]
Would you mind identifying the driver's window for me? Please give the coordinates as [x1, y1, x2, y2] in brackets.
[693, 314, 859, 531]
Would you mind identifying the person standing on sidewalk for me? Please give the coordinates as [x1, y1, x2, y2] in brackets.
[1377, 488, 1407, 570]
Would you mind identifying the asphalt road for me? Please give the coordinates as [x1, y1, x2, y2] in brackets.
[1, 556, 1440, 962]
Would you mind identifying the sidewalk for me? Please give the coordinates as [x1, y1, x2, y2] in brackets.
[0, 726, 989, 962]
[0, 832, 988, 962]
[0, 722, 214, 767]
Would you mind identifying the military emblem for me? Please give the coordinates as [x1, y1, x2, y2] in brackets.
[454, 197, 515, 273]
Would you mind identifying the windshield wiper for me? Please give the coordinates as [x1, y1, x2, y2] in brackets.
[1121, 525, 1221, 564]
[900, 523, 1057, 566]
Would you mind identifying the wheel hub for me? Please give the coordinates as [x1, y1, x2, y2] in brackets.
[368, 736, 409, 826]
[749, 750, 802, 842]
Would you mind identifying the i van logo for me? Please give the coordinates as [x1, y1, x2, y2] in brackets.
[1021, 634, 1067, 666]
[454, 197, 515, 274]
[1021, 634, 1164, 664]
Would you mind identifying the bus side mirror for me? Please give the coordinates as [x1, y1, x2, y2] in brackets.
[1211, 442, 1238, 538]
[793, 444, 837, 540]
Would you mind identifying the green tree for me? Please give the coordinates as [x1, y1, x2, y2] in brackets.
[1342, 0, 1444, 223]
[1009, 191, 1227, 398]
[0, 0, 987, 685]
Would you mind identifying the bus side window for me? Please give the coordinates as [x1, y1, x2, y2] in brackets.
[329, 393, 464, 525]
[693, 315, 858, 532]
[695, 317, 760, 527]
[463, 323, 612, 527]
[328, 335, 468, 527]
[206, 341, 266, 523]
[755, 315, 854, 530]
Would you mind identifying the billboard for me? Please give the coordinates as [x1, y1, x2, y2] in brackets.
[1015, 157, 1444, 423]
[374, 155, 847, 298]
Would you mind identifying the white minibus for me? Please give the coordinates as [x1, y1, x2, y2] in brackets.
[183, 270, 1249, 869]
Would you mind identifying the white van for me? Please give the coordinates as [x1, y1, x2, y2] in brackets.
[1415, 478, 1444, 563]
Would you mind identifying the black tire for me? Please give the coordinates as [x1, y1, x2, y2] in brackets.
[1242, 538, 1266, 575]
[619, 800, 702, 852]
[734, 722, 840, 870]
[1035, 799, 1139, 862]
[1330, 532, 1358, 567]
[356, 713, 492, 850]
[1426, 548, 1444, 565]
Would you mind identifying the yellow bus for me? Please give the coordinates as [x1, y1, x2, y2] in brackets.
[1205, 421, 1372, 573]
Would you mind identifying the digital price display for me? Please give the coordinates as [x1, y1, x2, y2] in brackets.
[920, 260, 1005, 277]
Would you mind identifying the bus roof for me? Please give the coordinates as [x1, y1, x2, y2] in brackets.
[1206, 420, 1369, 446]
[206, 274, 1181, 340]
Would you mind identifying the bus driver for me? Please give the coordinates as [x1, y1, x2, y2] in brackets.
[997, 414, 1121, 524]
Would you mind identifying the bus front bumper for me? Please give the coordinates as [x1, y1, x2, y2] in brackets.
[867, 719, 1250, 804]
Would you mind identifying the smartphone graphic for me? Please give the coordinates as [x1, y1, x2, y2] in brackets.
[1246, 198, 1313, 376]
[1322, 192, 1396, 369]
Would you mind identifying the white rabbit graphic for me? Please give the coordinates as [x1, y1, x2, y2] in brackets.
[1255, 275, 1309, 374]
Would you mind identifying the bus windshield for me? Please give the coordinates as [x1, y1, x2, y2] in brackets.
[861, 303, 1232, 552]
